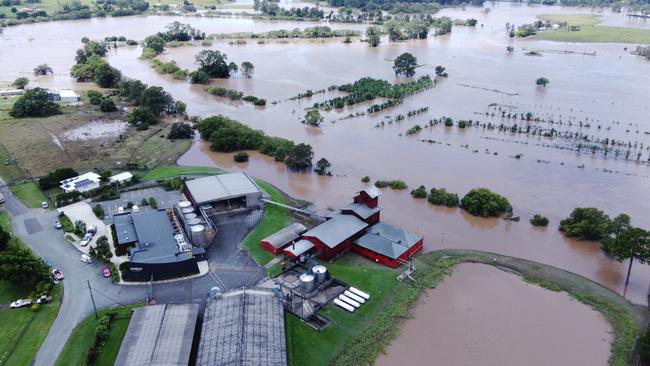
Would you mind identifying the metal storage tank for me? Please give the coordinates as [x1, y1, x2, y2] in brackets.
[181, 207, 195, 215]
[186, 217, 201, 226]
[184, 213, 197, 220]
[311, 265, 327, 284]
[177, 201, 192, 209]
[299, 273, 315, 292]
[190, 224, 207, 247]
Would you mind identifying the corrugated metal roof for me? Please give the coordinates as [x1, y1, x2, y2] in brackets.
[261, 223, 307, 249]
[341, 203, 381, 219]
[355, 222, 422, 259]
[283, 239, 314, 257]
[302, 214, 368, 248]
[185, 172, 262, 204]
[115, 304, 199, 366]
[117, 211, 189, 264]
[360, 186, 381, 199]
[114, 213, 138, 244]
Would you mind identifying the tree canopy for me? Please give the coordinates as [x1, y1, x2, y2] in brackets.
[241, 61, 255, 78]
[195, 50, 230, 78]
[536, 77, 549, 87]
[12, 77, 29, 89]
[601, 225, 650, 284]
[461, 188, 511, 217]
[365, 26, 381, 47]
[286, 143, 314, 170]
[10, 88, 61, 118]
[393, 52, 418, 77]
[33, 64, 53, 76]
[559, 207, 610, 240]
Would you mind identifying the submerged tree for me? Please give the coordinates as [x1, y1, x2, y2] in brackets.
[314, 158, 332, 176]
[195, 50, 230, 78]
[241, 61, 255, 78]
[601, 226, 650, 285]
[12, 77, 29, 89]
[536, 77, 549, 87]
[365, 26, 381, 47]
[33, 64, 53, 76]
[393, 52, 417, 77]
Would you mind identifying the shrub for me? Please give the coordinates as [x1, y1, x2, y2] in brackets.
[410, 185, 427, 199]
[92, 204, 105, 220]
[167, 122, 194, 139]
[74, 220, 87, 237]
[461, 188, 511, 217]
[361, 176, 370, 183]
[87, 90, 103, 105]
[388, 180, 407, 190]
[530, 214, 549, 227]
[427, 187, 459, 207]
[31, 303, 40, 312]
[234, 152, 249, 162]
[559, 207, 610, 240]
[10, 88, 61, 118]
[374, 180, 388, 188]
[39, 168, 78, 190]
[99, 98, 117, 112]
[149, 197, 158, 209]
[638, 328, 650, 365]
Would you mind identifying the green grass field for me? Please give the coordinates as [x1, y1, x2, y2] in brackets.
[0, 0, 94, 20]
[142, 165, 224, 180]
[55, 306, 136, 366]
[0, 284, 63, 366]
[536, 14, 650, 44]
[0, 143, 26, 184]
[10, 181, 49, 209]
[0, 209, 11, 231]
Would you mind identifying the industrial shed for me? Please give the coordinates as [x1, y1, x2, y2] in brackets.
[197, 288, 287, 366]
[354, 222, 424, 268]
[115, 304, 199, 366]
[183, 172, 263, 209]
[283, 239, 315, 259]
[260, 223, 307, 254]
[302, 214, 368, 261]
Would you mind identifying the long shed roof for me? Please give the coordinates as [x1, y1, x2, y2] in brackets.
[355, 222, 422, 259]
[185, 172, 262, 204]
[302, 214, 368, 248]
[261, 223, 307, 249]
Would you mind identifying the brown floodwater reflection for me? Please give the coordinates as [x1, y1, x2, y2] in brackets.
[375, 263, 614, 366]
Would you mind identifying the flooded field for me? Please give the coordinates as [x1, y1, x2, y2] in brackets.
[375, 263, 614, 366]
[1, 3, 649, 303]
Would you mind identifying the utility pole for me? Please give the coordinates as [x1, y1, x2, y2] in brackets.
[87, 280, 98, 319]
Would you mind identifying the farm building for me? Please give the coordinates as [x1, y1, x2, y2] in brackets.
[109, 171, 133, 184]
[48, 89, 80, 103]
[59, 172, 101, 193]
[113, 210, 199, 281]
[260, 223, 307, 254]
[197, 288, 287, 366]
[353, 222, 423, 268]
[115, 304, 199, 366]
[283, 239, 315, 259]
[183, 172, 264, 210]
[301, 214, 368, 261]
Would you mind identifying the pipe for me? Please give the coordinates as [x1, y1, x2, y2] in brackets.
[338, 294, 360, 308]
[344, 290, 365, 304]
[333, 298, 355, 312]
[349, 287, 370, 300]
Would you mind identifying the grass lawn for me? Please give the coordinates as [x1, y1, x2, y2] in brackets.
[0, 284, 63, 366]
[142, 165, 225, 180]
[536, 14, 650, 44]
[10, 181, 49, 209]
[0, 142, 26, 184]
[240, 180, 290, 267]
[55, 306, 136, 366]
[0, 0, 94, 20]
[0, 209, 11, 231]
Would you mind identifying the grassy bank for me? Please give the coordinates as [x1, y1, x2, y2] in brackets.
[0, 284, 63, 366]
[10, 181, 49, 209]
[536, 14, 650, 44]
[55, 306, 136, 366]
[142, 165, 224, 180]
[0, 143, 26, 183]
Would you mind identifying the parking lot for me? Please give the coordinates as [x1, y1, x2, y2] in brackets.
[99, 187, 184, 220]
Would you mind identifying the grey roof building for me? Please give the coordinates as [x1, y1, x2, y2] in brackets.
[355, 222, 423, 259]
[184, 172, 263, 207]
[341, 202, 381, 220]
[302, 214, 368, 248]
[283, 239, 315, 258]
[115, 304, 199, 366]
[261, 223, 307, 251]
[197, 288, 287, 366]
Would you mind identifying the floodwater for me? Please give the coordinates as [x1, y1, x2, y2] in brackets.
[375, 263, 614, 366]
[1, 3, 649, 303]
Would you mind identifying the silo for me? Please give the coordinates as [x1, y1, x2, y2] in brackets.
[177, 201, 192, 209]
[311, 265, 327, 284]
[186, 217, 201, 226]
[184, 213, 197, 221]
[190, 224, 207, 247]
[299, 273, 315, 292]
[181, 206, 195, 215]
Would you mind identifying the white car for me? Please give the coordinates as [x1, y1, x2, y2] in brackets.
[41, 201, 49, 209]
[132, 205, 139, 213]
[80, 237, 91, 247]
[80, 254, 92, 263]
[10, 299, 32, 308]
[87, 225, 97, 235]
[118, 206, 124, 214]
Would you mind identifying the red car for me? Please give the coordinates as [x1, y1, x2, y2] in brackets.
[102, 265, 111, 278]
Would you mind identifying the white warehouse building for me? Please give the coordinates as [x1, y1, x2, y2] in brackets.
[59, 172, 101, 193]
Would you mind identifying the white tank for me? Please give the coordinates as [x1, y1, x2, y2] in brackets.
[181, 207, 195, 215]
[344, 290, 365, 304]
[184, 213, 197, 220]
[190, 224, 206, 247]
[311, 265, 327, 284]
[186, 217, 201, 226]
[333, 298, 355, 312]
[177, 201, 192, 209]
[299, 273, 315, 292]
[349, 287, 370, 300]
[338, 294, 360, 308]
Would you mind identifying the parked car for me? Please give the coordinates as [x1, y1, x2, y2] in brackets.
[102, 265, 111, 278]
[36, 295, 51, 305]
[80, 233, 93, 247]
[52, 269, 64, 281]
[86, 225, 97, 235]
[80, 254, 92, 263]
[42, 258, 52, 267]
[41, 201, 49, 209]
[132, 205, 140, 213]
[0, 193, 5, 204]
[54, 220, 62, 229]
[10, 299, 32, 308]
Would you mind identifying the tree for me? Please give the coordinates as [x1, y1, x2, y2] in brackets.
[285, 143, 313, 170]
[10, 88, 61, 118]
[366, 26, 381, 47]
[83, 40, 108, 57]
[228, 62, 239, 74]
[33, 64, 53, 76]
[195, 50, 229, 78]
[241, 61, 254, 78]
[144, 35, 166, 55]
[189, 70, 210, 84]
[168, 122, 194, 139]
[139, 86, 173, 115]
[601, 227, 650, 285]
[506, 46, 514, 53]
[410, 185, 427, 199]
[393, 52, 417, 77]
[314, 158, 331, 175]
[12, 77, 29, 89]
[559, 207, 610, 240]
[530, 214, 549, 227]
[93, 63, 122, 88]
[99, 98, 117, 112]
[435, 65, 448, 77]
[0, 226, 10, 252]
[304, 109, 322, 126]
[234, 152, 249, 162]
[127, 107, 158, 126]
[461, 188, 511, 217]
[536, 77, 549, 87]
[39, 168, 78, 189]
[638, 328, 650, 365]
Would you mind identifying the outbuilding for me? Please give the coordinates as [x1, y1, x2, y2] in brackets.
[353, 222, 424, 268]
[260, 223, 307, 254]
[183, 172, 263, 210]
[109, 171, 133, 184]
[59, 172, 101, 193]
[301, 214, 368, 261]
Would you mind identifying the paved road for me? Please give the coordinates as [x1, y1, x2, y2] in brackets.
[0, 187, 266, 366]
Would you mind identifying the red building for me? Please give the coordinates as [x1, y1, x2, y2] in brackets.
[260, 223, 307, 255]
[352, 222, 424, 268]
[301, 214, 368, 261]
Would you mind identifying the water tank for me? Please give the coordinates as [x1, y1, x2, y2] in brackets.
[184, 213, 197, 220]
[311, 265, 327, 284]
[186, 217, 201, 226]
[177, 201, 192, 209]
[299, 273, 315, 292]
[190, 225, 206, 247]
[181, 206, 195, 215]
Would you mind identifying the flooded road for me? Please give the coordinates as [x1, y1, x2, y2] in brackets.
[1, 3, 649, 303]
[375, 263, 614, 366]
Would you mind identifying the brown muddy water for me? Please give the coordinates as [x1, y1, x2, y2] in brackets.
[1, 3, 649, 303]
[375, 263, 614, 366]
